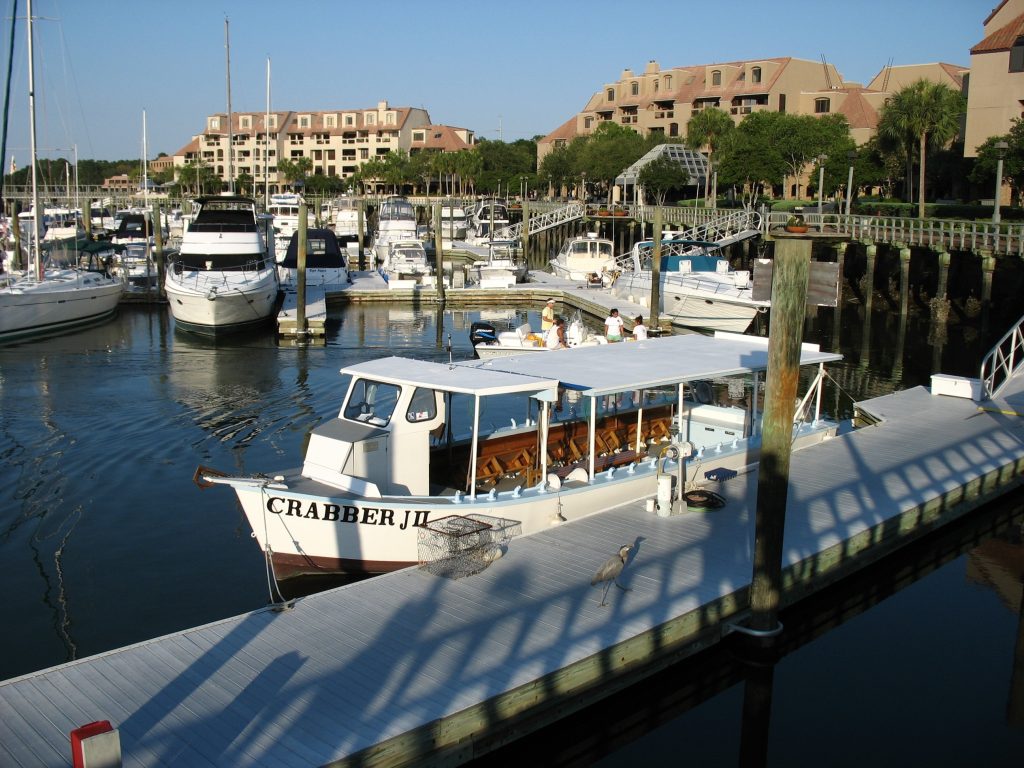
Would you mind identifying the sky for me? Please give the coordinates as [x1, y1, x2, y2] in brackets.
[0, 0, 990, 169]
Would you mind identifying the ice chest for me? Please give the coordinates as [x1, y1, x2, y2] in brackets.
[930, 373, 983, 401]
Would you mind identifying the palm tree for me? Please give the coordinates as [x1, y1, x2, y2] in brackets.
[877, 79, 965, 218]
[686, 107, 734, 205]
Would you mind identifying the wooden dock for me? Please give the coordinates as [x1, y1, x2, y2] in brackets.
[2, 372, 1024, 766]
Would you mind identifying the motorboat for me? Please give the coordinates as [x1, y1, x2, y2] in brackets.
[277, 227, 351, 289]
[467, 198, 510, 243]
[470, 315, 607, 359]
[110, 211, 158, 289]
[549, 232, 617, 281]
[379, 238, 432, 286]
[268, 193, 314, 255]
[196, 332, 841, 578]
[611, 238, 769, 333]
[90, 205, 115, 235]
[372, 196, 418, 264]
[0, 239, 124, 345]
[164, 195, 280, 335]
[440, 201, 469, 244]
[468, 239, 527, 288]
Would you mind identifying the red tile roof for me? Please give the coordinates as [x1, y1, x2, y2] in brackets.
[972, 11, 1024, 53]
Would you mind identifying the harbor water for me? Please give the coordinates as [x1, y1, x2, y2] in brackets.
[1, 301, 1022, 765]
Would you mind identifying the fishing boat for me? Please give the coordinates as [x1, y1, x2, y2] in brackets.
[440, 201, 469, 245]
[470, 315, 606, 359]
[372, 196, 418, 264]
[164, 195, 280, 335]
[467, 198, 510, 243]
[196, 333, 841, 579]
[612, 238, 768, 333]
[277, 227, 351, 289]
[469, 239, 528, 288]
[549, 232, 617, 282]
[0, 1, 124, 345]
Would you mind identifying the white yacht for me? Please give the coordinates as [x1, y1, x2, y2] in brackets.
[380, 238, 432, 285]
[372, 196, 418, 264]
[469, 239, 528, 288]
[611, 238, 769, 334]
[268, 193, 314, 255]
[164, 195, 280, 335]
[440, 201, 469, 244]
[467, 198, 510, 243]
[549, 232, 617, 281]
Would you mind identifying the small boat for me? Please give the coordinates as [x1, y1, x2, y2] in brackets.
[471, 315, 606, 358]
[549, 232, 617, 281]
[440, 201, 469, 244]
[110, 211, 159, 289]
[277, 227, 351, 289]
[372, 196, 418, 264]
[379, 238, 432, 285]
[467, 198, 510, 243]
[469, 239, 528, 288]
[197, 333, 841, 579]
[164, 195, 280, 335]
[268, 193, 314, 254]
[612, 238, 769, 333]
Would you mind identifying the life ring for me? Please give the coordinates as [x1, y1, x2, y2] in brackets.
[694, 380, 714, 404]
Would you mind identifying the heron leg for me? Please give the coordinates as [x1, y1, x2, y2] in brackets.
[598, 581, 612, 606]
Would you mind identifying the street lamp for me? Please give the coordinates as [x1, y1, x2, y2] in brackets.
[994, 140, 1008, 225]
[845, 150, 856, 216]
[580, 171, 586, 202]
[817, 154, 827, 214]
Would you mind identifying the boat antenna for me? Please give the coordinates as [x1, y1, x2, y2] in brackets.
[225, 16, 234, 194]
[0, 0, 18, 219]
[27, 0, 40, 280]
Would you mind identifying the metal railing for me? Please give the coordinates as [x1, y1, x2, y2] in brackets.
[980, 312, 1024, 399]
[615, 209, 761, 271]
[492, 203, 584, 240]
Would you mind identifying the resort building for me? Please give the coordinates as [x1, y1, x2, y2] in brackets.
[171, 101, 474, 193]
[963, 0, 1024, 157]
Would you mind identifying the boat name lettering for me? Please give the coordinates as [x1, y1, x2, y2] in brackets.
[266, 497, 429, 528]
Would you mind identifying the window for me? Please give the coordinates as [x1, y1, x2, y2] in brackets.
[299, 115, 311, 129]
[385, 112, 396, 125]
[267, 115, 278, 130]
[1012, 37, 1024, 72]
[344, 379, 401, 426]
[664, 74, 671, 89]
[814, 97, 830, 114]
[240, 115, 251, 129]
[631, 81, 639, 96]
[413, 131, 424, 142]
[584, 116, 593, 129]
[711, 70, 721, 86]
[325, 114, 337, 128]
[208, 116, 220, 130]
[752, 66, 762, 84]
[606, 87, 615, 101]
[779, 94, 787, 113]
[406, 388, 437, 422]
[365, 113, 376, 125]
[344, 114, 355, 126]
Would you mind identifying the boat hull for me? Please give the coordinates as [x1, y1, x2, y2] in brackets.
[615, 273, 764, 333]
[0, 278, 123, 344]
[165, 269, 279, 335]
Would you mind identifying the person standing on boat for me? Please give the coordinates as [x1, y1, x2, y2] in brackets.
[541, 298, 556, 331]
[605, 308, 624, 342]
[632, 315, 648, 341]
[545, 316, 567, 348]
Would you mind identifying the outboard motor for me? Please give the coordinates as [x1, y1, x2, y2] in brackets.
[469, 321, 498, 356]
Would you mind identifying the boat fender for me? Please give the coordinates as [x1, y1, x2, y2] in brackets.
[694, 380, 714, 404]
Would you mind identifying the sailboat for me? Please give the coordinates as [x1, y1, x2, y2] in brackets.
[162, 18, 279, 335]
[0, 0, 124, 345]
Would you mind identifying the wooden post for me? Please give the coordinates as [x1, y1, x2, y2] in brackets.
[434, 202, 445, 303]
[84, 197, 93, 240]
[980, 250, 996, 307]
[898, 246, 911, 318]
[357, 198, 366, 270]
[863, 242, 877, 317]
[296, 202, 308, 337]
[520, 198, 529, 264]
[748, 233, 812, 635]
[153, 203, 165, 300]
[649, 205, 662, 327]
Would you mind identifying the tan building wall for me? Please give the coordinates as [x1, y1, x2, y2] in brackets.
[964, 0, 1024, 157]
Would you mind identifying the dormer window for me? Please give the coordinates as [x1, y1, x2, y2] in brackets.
[631, 81, 639, 96]
[299, 115, 311, 129]
[815, 97, 831, 114]
[752, 66, 762, 84]
[664, 74, 672, 89]
[208, 116, 221, 130]
[711, 70, 722, 86]
[606, 87, 615, 101]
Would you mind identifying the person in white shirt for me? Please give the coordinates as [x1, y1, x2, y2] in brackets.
[545, 316, 567, 348]
[632, 315, 648, 341]
[604, 308, 624, 342]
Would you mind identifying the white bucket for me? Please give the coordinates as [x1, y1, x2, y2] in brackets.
[657, 474, 673, 517]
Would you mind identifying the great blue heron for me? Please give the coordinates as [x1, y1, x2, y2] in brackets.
[591, 544, 633, 606]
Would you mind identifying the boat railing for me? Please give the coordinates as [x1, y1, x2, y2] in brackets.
[980, 311, 1024, 399]
[662, 272, 750, 296]
[614, 209, 761, 272]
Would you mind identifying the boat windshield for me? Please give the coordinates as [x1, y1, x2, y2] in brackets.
[343, 379, 402, 426]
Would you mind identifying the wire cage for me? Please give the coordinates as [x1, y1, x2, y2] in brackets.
[418, 514, 522, 579]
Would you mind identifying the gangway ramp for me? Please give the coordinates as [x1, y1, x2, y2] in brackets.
[491, 202, 584, 241]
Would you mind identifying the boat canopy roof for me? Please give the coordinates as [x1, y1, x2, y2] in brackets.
[459, 333, 842, 398]
[280, 228, 345, 268]
[339, 357, 559, 398]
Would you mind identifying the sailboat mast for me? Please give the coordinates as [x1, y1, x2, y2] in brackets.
[26, 0, 40, 280]
[225, 16, 234, 194]
[142, 109, 148, 209]
[264, 57, 270, 209]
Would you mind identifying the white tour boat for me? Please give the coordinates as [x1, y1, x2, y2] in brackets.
[277, 227, 351, 289]
[471, 315, 607, 359]
[612, 238, 769, 334]
[197, 333, 841, 579]
[549, 232, 617, 282]
[164, 195, 280, 335]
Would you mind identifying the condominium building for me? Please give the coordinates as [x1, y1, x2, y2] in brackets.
[171, 101, 472, 192]
[964, 0, 1024, 157]
[538, 57, 965, 164]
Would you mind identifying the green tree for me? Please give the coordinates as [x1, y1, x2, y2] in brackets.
[538, 143, 579, 198]
[577, 122, 645, 202]
[637, 155, 689, 205]
[277, 156, 314, 187]
[686, 107, 734, 204]
[877, 79, 965, 218]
